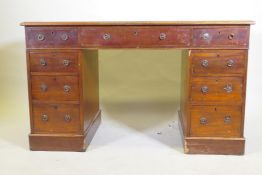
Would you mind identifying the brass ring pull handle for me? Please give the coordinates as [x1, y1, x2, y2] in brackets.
[61, 33, 69, 41]
[159, 33, 167, 40]
[40, 58, 46, 66]
[63, 85, 71, 92]
[37, 34, 45, 41]
[40, 84, 48, 92]
[201, 59, 209, 67]
[228, 33, 234, 40]
[201, 86, 209, 93]
[224, 84, 233, 93]
[227, 59, 234, 67]
[224, 116, 232, 124]
[200, 117, 207, 125]
[64, 114, 71, 122]
[202, 33, 210, 40]
[41, 114, 48, 122]
[103, 33, 111, 40]
[63, 59, 70, 66]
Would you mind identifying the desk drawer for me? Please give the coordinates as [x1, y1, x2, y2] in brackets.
[191, 50, 247, 75]
[192, 27, 249, 48]
[31, 75, 79, 101]
[26, 27, 78, 48]
[190, 77, 243, 103]
[190, 106, 242, 137]
[29, 51, 79, 72]
[32, 103, 81, 134]
[79, 27, 191, 47]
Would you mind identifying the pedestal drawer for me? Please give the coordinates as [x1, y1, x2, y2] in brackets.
[32, 103, 81, 134]
[29, 51, 79, 72]
[25, 27, 78, 48]
[191, 50, 247, 75]
[31, 75, 79, 101]
[190, 105, 242, 137]
[192, 27, 249, 48]
[190, 77, 243, 103]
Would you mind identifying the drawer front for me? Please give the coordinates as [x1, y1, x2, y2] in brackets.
[192, 27, 249, 48]
[190, 77, 243, 103]
[191, 50, 247, 75]
[29, 51, 79, 72]
[190, 106, 242, 137]
[32, 103, 81, 134]
[79, 27, 191, 48]
[26, 27, 78, 48]
[31, 75, 79, 101]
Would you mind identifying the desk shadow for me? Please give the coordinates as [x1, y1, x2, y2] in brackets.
[91, 100, 183, 152]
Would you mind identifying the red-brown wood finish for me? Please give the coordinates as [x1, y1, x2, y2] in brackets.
[29, 51, 79, 72]
[22, 21, 253, 154]
[79, 27, 191, 48]
[32, 103, 81, 134]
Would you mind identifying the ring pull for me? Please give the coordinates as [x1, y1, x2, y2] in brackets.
[63, 85, 71, 92]
[37, 34, 45, 41]
[41, 114, 48, 122]
[202, 33, 210, 40]
[64, 114, 71, 122]
[201, 86, 209, 93]
[200, 117, 207, 125]
[227, 59, 234, 67]
[40, 58, 46, 66]
[224, 84, 233, 93]
[201, 59, 209, 67]
[40, 84, 48, 92]
[103, 33, 111, 40]
[63, 59, 70, 66]
[61, 33, 69, 41]
[159, 33, 167, 40]
[224, 116, 232, 124]
[228, 33, 234, 40]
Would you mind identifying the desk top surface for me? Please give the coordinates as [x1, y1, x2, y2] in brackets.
[21, 21, 255, 26]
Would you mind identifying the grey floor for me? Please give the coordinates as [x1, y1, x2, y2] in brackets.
[0, 101, 262, 175]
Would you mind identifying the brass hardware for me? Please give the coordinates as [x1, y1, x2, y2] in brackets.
[227, 59, 234, 67]
[61, 33, 69, 41]
[200, 117, 207, 125]
[42, 114, 48, 122]
[37, 34, 45, 41]
[224, 116, 232, 124]
[159, 33, 167, 40]
[133, 31, 138, 36]
[202, 33, 210, 40]
[40, 58, 46, 66]
[64, 114, 71, 122]
[201, 59, 209, 67]
[228, 33, 234, 40]
[103, 33, 111, 40]
[201, 86, 209, 93]
[63, 59, 70, 66]
[63, 85, 71, 92]
[40, 84, 48, 92]
[224, 84, 233, 93]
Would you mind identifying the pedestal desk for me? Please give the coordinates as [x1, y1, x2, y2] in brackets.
[21, 21, 254, 154]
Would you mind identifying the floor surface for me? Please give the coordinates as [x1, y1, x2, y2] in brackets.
[0, 102, 262, 175]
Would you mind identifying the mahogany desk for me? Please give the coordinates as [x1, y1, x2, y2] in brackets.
[21, 21, 254, 154]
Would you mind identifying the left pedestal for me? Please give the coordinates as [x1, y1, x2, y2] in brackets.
[27, 49, 100, 151]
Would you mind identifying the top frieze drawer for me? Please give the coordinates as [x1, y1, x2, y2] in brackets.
[25, 27, 78, 48]
[192, 27, 250, 48]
